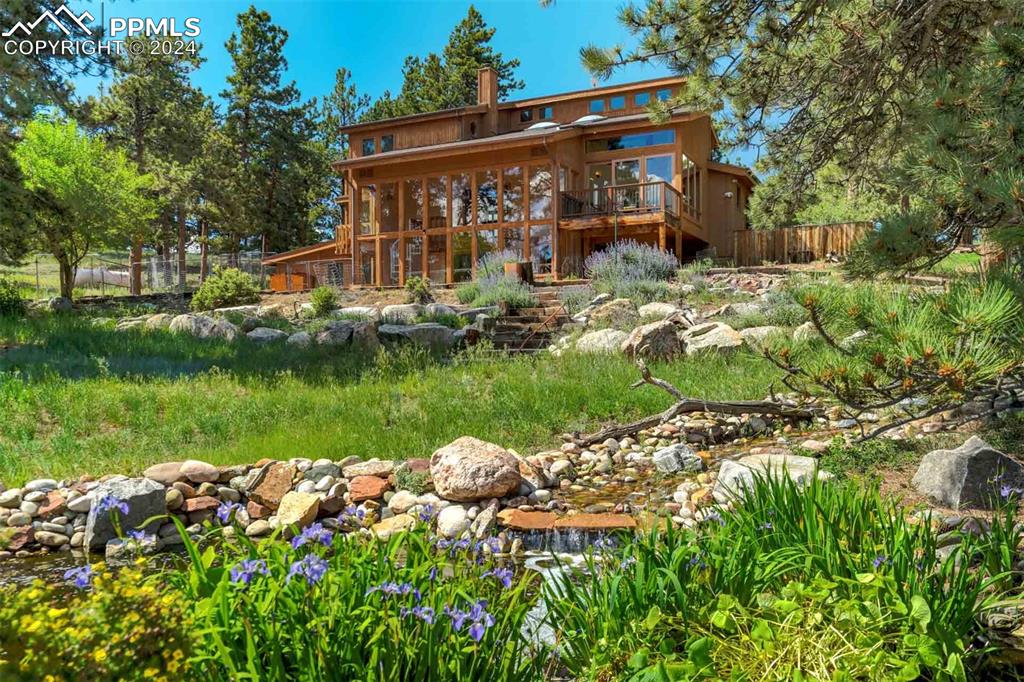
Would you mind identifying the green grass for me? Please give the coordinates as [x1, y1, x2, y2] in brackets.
[929, 251, 981, 275]
[0, 316, 781, 484]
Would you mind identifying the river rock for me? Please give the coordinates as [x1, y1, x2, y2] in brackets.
[372, 513, 416, 539]
[0, 490, 22, 509]
[387, 490, 419, 515]
[24, 479, 58, 493]
[143, 461, 184, 485]
[35, 531, 70, 547]
[247, 462, 297, 510]
[652, 443, 704, 474]
[430, 437, 522, 502]
[912, 436, 1024, 510]
[638, 302, 680, 320]
[180, 459, 219, 484]
[349, 476, 391, 503]
[276, 492, 320, 530]
[84, 477, 166, 550]
[67, 493, 92, 514]
[713, 454, 829, 503]
[342, 460, 394, 479]
[436, 505, 470, 538]
[589, 298, 638, 328]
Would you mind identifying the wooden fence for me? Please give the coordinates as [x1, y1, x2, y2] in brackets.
[731, 222, 873, 267]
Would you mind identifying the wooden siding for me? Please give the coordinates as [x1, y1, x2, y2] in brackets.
[499, 82, 680, 134]
[731, 222, 873, 266]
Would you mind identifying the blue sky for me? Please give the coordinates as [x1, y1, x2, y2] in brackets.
[65, 0, 752, 165]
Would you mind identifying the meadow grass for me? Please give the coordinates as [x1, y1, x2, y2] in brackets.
[0, 317, 781, 484]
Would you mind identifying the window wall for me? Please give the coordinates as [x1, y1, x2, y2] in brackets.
[354, 161, 557, 286]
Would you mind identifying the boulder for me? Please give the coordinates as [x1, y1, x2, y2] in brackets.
[739, 326, 783, 346]
[349, 475, 391, 502]
[713, 454, 829, 503]
[574, 329, 628, 354]
[143, 461, 183, 485]
[652, 443, 704, 474]
[621, 320, 682, 360]
[46, 296, 73, 313]
[213, 305, 260, 317]
[430, 436, 522, 502]
[337, 306, 379, 321]
[247, 327, 288, 344]
[638, 302, 681, 320]
[84, 478, 165, 550]
[912, 436, 1024, 510]
[378, 323, 456, 353]
[721, 301, 763, 317]
[387, 490, 419, 515]
[351, 320, 380, 351]
[381, 304, 424, 324]
[142, 313, 173, 331]
[588, 298, 638, 328]
[286, 331, 312, 348]
[426, 303, 457, 317]
[169, 314, 239, 341]
[315, 320, 354, 346]
[276, 491, 320, 529]
[681, 322, 743, 355]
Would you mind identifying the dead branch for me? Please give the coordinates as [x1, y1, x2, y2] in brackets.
[573, 358, 821, 446]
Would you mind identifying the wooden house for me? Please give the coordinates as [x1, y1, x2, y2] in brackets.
[318, 68, 756, 288]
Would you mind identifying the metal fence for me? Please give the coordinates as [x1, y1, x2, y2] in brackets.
[265, 258, 351, 293]
[3, 251, 274, 300]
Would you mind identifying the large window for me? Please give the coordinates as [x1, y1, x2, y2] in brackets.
[477, 229, 498, 262]
[452, 173, 472, 227]
[453, 231, 473, 282]
[359, 186, 374, 235]
[503, 227, 524, 258]
[403, 179, 423, 230]
[361, 138, 375, 156]
[379, 182, 398, 232]
[529, 165, 552, 220]
[428, 234, 447, 282]
[380, 237, 399, 286]
[609, 95, 626, 110]
[589, 99, 605, 114]
[585, 129, 676, 153]
[476, 170, 498, 225]
[530, 225, 552, 275]
[427, 176, 448, 229]
[502, 166, 523, 222]
[381, 134, 394, 153]
[634, 92, 650, 107]
[404, 236, 423, 278]
[359, 241, 376, 284]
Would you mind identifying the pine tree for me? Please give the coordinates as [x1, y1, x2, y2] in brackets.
[220, 7, 327, 253]
[362, 5, 523, 121]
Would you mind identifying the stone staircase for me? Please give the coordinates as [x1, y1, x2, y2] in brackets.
[489, 287, 572, 353]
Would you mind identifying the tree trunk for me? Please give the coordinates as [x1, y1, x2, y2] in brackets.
[58, 257, 74, 300]
[177, 207, 187, 290]
[199, 219, 209, 282]
[130, 238, 143, 295]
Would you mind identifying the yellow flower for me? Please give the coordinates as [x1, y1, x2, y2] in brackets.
[143, 668, 159, 678]
[167, 660, 181, 673]
[93, 650, 107, 663]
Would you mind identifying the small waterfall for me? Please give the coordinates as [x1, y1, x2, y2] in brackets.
[508, 527, 618, 553]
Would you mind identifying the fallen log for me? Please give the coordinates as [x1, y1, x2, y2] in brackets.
[573, 359, 820, 447]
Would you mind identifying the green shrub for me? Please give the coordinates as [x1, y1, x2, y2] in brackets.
[393, 465, 430, 494]
[405, 276, 434, 305]
[477, 249, 521, 282]
[190, 268, 260, 312]
[678, 258, 714, 279]
[0, 278, 25, 318]
[309, 286, 337, 317]
[455, 282, 480, 304]
[559, 286, 595, 315]
[612, 279, 672, 305]
[584, 241, 677, 303]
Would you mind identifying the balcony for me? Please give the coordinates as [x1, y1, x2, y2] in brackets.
[559, 180, 693, 232]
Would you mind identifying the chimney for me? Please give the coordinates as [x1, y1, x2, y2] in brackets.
[477, 66, 499, 135]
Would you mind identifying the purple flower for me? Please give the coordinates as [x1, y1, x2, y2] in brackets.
[620, 556, 637, 570]
[468, 621, 486, 642]
[63, 565, 93, 590]
[401, 605, 435, 624]
[367, 580, 420, 601]
[230, 559, 269, 587]
[418, 504, 436, 522]
[428, 566, 438, 582]
[287, 555, 328, 585]
[126, 529, 155, 543]
[445, 606, 469, 632]
[760, 522, 773, 531]
[872, 555, 890, 569]
[291, 522, 334, 549]
[702, 510, 725, 526]
[593, 536, 618, 550]
[1000, 484, 1022, 500]
[338, 505, 367, 528]
[481, 567, 513, 589]
[216, 501, 242, 525]
[95, 495, 129, 517]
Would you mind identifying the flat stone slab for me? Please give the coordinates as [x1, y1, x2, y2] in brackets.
[497, 510, 557, 531]
[552, 513, 638, 531]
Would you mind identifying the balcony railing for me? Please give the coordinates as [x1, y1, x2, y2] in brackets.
[560, 181, 684, 223]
